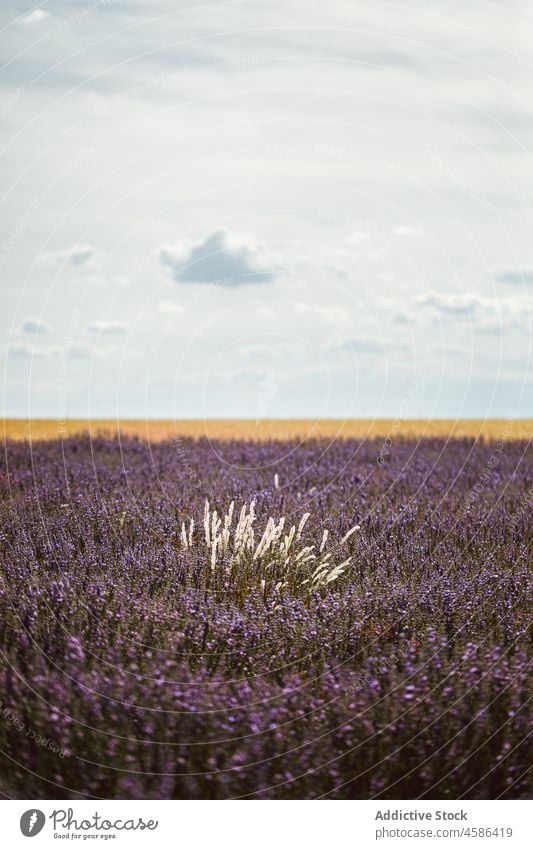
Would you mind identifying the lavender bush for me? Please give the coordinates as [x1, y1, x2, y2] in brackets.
[0, 435, 530, 799]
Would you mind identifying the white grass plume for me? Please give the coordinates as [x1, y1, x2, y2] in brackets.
[178, 500, 358, 595]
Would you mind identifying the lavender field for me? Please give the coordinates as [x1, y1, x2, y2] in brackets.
[0, 434, 531, 800]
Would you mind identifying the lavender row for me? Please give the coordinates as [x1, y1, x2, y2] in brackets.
[0, 435, 530, 799]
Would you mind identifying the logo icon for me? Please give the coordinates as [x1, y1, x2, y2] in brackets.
[20, 810, 45, 837]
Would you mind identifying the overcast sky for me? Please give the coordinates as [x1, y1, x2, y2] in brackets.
[1, 0, 532, 420]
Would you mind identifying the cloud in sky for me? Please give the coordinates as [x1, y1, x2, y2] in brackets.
[412, 291, 529, 334]
[20, 9, 50, 25]
[21, 317, 50, 334]
[1, 0, 531, 417]
[324, 334, 385, 355]
[39, 244, 95, 267]
[8, 341, 48, 359]
[87, 321, 126, 334]
[414, 291, 485, 318]
[158, 300, 186, 315]
[65, 341, 125, 360]
[158, 229, 277, 286]
[393, 226, 422, 237]
[494, 268, 533, 286]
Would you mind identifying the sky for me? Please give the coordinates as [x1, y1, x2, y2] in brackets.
[0, 0, 532, 420]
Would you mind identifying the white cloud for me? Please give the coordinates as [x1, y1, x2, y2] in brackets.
[414, 291, 485, 317]
[324, 334, 384, 355]
[2, 0, 532, 417]
[20, 9, 50, 25]
[9, 342, 44, 358]
[7, 335, 123, 360]
[412, 290, 528, 333]
[21, 317, 50, 334]
[393, 226, 422, 237]
[63, 341, 126, 360]
[65, 342, 92, 360]
[87, 321, 126, 334]
[158, 300, 185, 315]
[8, 341, 57, 358]
[39, 244, 95, 267]
[158, 229, 277, 285]
[494, 268, 533, 286]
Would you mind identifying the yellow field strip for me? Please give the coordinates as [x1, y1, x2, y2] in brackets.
[2, 418, 532, 442]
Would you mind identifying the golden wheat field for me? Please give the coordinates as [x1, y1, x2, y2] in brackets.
[2, 418, 532, 442]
